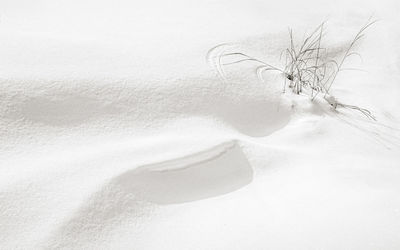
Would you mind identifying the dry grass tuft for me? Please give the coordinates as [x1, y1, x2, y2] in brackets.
[207, 18, 377, 120]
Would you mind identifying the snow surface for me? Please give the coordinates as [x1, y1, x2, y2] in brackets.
[1, 0, 400, 249]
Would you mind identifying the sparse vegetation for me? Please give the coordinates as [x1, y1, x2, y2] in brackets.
[207, 18, 377, 120]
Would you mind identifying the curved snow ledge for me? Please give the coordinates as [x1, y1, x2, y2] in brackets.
[113, 141, 253, 204]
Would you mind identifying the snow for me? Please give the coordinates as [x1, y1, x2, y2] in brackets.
[0, 0, 400, 249]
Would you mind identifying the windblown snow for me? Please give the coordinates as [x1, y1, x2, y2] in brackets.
[1, 0, 400, 249]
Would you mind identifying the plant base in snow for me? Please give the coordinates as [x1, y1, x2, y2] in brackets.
[207, 18, 377, 120]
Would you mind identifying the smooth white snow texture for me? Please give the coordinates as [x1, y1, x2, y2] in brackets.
[1, 0, 400, 249]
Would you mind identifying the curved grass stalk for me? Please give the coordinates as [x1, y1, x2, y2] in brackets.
[325, 18, 377, 93]
[207, 18, 377, 120]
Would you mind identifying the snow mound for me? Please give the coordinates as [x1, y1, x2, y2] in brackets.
[113, 141, 252, 204]
[1, 0, 400, 249]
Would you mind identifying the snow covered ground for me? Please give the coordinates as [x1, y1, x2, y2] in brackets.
[1, 0, 400, 249]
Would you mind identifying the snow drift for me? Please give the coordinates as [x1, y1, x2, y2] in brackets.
[1, 0, 400, 249]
